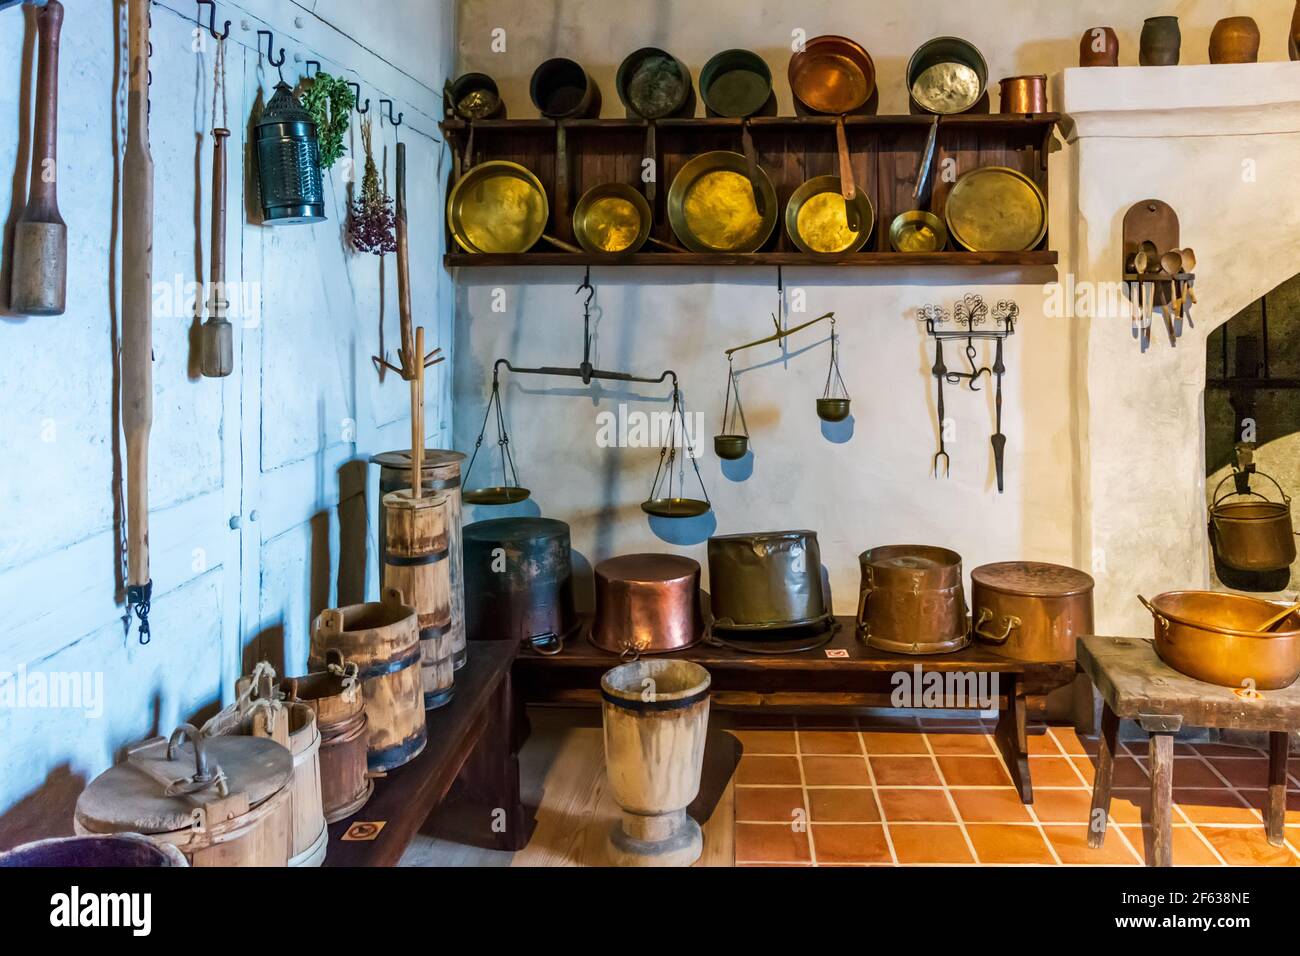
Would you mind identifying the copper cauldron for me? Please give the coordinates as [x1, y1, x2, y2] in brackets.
[857, 545, 968, 655]
[1139, 591, 1300, 690]
[591, 553, 703, 655]
[1209, 470, 1297, 573]
[707, 530, 826, 631]
[970, 562, 1095, 663]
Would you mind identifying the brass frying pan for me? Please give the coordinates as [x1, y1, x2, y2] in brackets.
[667, 151, 777, 253]
[448, 160, 549, 253]
[572, 183, 652, 256]
[785, 175, 873, 254]
[788, 35, 875, 228]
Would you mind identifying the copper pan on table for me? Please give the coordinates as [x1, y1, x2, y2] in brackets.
[788, 35, 875, 228]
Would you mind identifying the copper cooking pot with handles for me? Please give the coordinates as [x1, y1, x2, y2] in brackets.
[970, 562, 1095, 663]
[590, 553, 704, 656]
[856, 545, 968, 655]
[1208, 469, 1298, 572]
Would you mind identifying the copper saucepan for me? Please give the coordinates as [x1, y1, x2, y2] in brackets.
[789, 35, 875, 226]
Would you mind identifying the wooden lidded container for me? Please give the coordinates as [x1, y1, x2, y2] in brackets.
[383, 488, 454, 709]
[374, 449, 468, 670]
[311, 589, 426, 772]
[74, 725, 293, 867]
[286, 652, 372, 823]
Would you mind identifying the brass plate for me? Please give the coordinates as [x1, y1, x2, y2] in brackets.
[889, 210, 948, 252]
[944, 166, 1047, 252]
[448, 161, 548, 254]
[911, 62, 982, 114]
[573, 183, 651, 255]
[667, 151, 777, 253]
[785, 176, 873, 254]
[463, 486, 532, 505]
[641, 497, 712, 519]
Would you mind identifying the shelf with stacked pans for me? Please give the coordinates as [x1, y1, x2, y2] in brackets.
[441, 36, 1059, 270]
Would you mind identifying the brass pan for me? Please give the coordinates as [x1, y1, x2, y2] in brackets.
[785, 176, 873, 254]
[448, 161, 549, 254]
[667, 151, 776, 253]
[463, 486, 532, 506]
[889, 210, 948, 252]
[641, 497, 711, 519]
[945, 166, 1047, 252]
[573, 183, 652, 256]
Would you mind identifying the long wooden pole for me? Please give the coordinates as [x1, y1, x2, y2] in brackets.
[123, 0, 154, 640]
[410, 327, 425, 497]
[395, 143, 414, 378]
[200, 124, 232, 377]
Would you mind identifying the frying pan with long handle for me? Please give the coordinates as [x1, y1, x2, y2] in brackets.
[789, 36, 875, 231]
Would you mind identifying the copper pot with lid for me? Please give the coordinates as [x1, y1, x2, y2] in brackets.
[591, 553, 704, 656]
[857, 545, 968, 655]
[970, 562, 1095, 662]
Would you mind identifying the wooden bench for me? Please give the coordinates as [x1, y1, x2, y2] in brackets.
[1079, 635, 1299, 867]
[513, 617, 1080, 803]
[324, 639, 527, 866]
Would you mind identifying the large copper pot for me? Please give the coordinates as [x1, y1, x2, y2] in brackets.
[1208, 471, 1297, 572]
[970, 562, 1095, 662]
[1140, 591, 1300, 690]
[856, 545, 968, 655]
[591, 553, 703, 655]
[707, 530, 826, 631]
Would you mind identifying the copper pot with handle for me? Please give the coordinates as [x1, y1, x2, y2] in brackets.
[857, 545, 968, 655]
[1208, 469, 1297, 572]
[970, 562, 1095, 663]
[591, 553, 704, 656]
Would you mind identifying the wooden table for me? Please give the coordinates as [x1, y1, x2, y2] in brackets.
[1079, 636, 1299, 867]
[324, 639, 526, 866]
[514, 617, 1078, 803]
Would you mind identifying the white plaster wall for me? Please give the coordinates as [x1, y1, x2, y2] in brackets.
[0, 0, 454, 845]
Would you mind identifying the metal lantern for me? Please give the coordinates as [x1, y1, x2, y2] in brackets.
[255, 81, 325, 224]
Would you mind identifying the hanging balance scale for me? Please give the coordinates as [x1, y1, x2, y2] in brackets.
[463, 271, 711, 518]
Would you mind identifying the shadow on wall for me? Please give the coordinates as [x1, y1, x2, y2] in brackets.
[0, 764, 83, 850]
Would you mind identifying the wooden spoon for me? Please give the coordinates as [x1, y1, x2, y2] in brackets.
[1256, 601, 1300, 633]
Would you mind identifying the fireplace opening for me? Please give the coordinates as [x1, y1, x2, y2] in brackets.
[1204, 274, 1300, 594]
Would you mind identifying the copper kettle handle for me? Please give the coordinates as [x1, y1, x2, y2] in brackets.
[1137, 594, 1170, 638]
[856, 581, 873, 631]
[972, 607, 1020, 645]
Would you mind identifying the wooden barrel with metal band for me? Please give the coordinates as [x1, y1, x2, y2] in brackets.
[285, 651, 372, 823]
[310, 589, 426, 772]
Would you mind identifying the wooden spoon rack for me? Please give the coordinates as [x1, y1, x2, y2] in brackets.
[440, 113, 1059, 268]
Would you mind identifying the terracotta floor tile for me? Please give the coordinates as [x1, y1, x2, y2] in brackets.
[1109, 789, 1153, 825]
[967, 824, 1056, 864]
[735, 754, 802, 786]
[889, 824, 975, 864]
[1239, 789, 1300, 825]
[1207, 757, 1271, 790]
[1174, 788, 1260, 825]
[1194, 743, 1265, 758]
[1029, 756, 1089, 787]
[937, 755, 1013, 788]
[1043, 825, 1140, 865]
[734, 786, 805, 823]
[862, 730, 931, 755]
[1030, 788, 1094, 825]
[1027, 731, 1065, 756]
[1072, 755, 1147, 787]
[876, 788, 956, 823]
[1119, 826, 1223, 866]
[927, 732, 997, 756]
[736, 862, 810, 867]
[1050, 726, 1099, 756]
[807, 788, 881, 824]
[951, 788, 1033, 823]
[1197, 827, 1298, 866]
[730, 729, 797, 755]
[869, 755, 942, 787]
[801, 755, 873, 787]
[734, 823, 811, 864]
[811, 824, 892, 864]
[731, 713, 794, 729]
[798, 730, 863, 755]
[1168, 758, 1232, 789]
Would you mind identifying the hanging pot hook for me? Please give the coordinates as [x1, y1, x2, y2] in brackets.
[347, 82, 370, 114]
[196, 0, 231, 40]
[380, 99, 404, 127]
[305, 60, 321, 78]
[256, 29, 286, 82]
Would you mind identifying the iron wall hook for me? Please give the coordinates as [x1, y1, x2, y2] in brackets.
[348, 82, 370, 113]
[196, 1, 230, 40]
[305, 60, 321, 77]
[380, 99, 404, 126]
[256, 29, 285, 68]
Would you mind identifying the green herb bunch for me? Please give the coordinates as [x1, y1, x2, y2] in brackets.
[302, 71, 356, 170]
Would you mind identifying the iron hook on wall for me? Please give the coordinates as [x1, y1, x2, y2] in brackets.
[348, 82, 370, 113]
[379, 99, 403, 126]
[196, 0, 230, 40]
[256, 28, 286, 74]
[305, 60, 321, 77]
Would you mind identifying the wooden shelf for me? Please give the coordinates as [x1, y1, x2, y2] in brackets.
[445, 250, 1059, 268]
[442, 112, 1059, 272]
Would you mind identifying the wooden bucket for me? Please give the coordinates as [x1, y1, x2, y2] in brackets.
[283, 704, 328, 866]
[286, 652, 372, 823]
[383, 489, 455, 709]
[601, 660, 711, 867]
[375, 449, 468, 669]
[311, 589, 426, 772]
[74, 726, 294, 867]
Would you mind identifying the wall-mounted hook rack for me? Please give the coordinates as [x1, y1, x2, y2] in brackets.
[348, 82, 370, 113]
[380, 99, 404, 127]
[196, 0, 230, 40]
